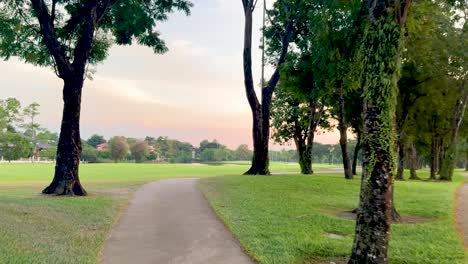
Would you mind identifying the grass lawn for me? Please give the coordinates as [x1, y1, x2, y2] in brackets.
[0, 163, 465, 264]
[0, 162, 298, 264]
[199, 170, 467, 264]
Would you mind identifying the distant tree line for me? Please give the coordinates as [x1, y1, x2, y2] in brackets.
[81, 136, 254, 164]
[0, 98, 58, 162]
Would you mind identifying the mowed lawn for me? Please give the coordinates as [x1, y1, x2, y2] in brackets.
[0, 163, 465, 264]
[0, 162, 300, 264]
[199, 170, 467, 264]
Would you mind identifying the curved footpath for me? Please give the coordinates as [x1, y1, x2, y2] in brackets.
[457, 173, 468, 249]
[100, 178, 253, 264]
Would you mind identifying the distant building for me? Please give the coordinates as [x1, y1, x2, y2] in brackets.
[96, 143, 108, 151]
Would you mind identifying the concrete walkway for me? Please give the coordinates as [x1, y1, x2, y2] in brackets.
[100, 178, 253, 264]
[457, 173, 468, 249]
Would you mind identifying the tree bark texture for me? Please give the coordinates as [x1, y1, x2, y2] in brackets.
[408, 142, 419, 180]
[396, 139, 405, 180]
[42, 77, 86, 195]
[337, 86, 353, 179]
[293, 100, 323, 174]
[430, 134, 439, 179]
[32, 0, 104, 195]
[242, 0, 295, 175]
[348, 0, 408, 261]
[440, 89, 467, 181]
[352, 129, 362, 175]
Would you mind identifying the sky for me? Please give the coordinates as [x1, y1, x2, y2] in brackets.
[0, 0, 339, 149]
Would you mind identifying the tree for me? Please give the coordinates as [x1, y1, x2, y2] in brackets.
[0, 132, 31, 162]
[0, 98, 22, 133]
[36, 129, 59, 146]
[87, 134, 106, 148]
[130, 140, 149, 163]
[396, 0, 465, 181]
[241, 0, 299, 175]
[109, 136, 129, 163]
[235, 144, 253, 161]
[81, 143, 98, 163]
[271, 83, 325, 174]
[22, 102, 41, 161]
[0, 0, 193, 195]
[154, 137, 193, 163]
[348, 0, 411, 262]
[40, 146, 57, 160]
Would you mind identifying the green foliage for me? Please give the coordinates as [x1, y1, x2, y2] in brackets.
[153, 136, 193, 163]
[82, 143, 98, 163]
[0, 132, 31, 161]
[40, 146, 57, 160]
[130, 140, 149, 163]
[36, 129, 58, 146]
[97, 150, 111, 160]
[87, 134, 106, 148]
[359, 14, 403, 175]
[0, 0, 193, 68]
[234, 144, 252, 161]
[108, 136, 129, 162]
[0, 98, 22, 132]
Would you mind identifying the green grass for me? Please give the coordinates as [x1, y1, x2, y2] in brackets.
[0, 162, 299, 264]
[0, 163, 465, 264]
[199, 170, 467, 264]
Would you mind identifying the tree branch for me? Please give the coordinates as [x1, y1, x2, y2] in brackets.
[72, 1, 99, 76]
[30, 0, 72, 78]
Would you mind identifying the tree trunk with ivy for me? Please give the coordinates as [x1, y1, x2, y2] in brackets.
[348, 0, 410, 262]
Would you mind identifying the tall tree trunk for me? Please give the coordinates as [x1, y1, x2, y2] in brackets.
[241, 0, 294, 175]
[440, 90, 467, 181]
[409, 142, 419, 180]
[352, 129, 362, 175]
[437, 137, 444, 175]
[337, 86, 353, 179]
[465, 150, 468, 171]
[42, 77, 86, 195]
[295, 137, 313, 174]
[242, 4, 269, 175]
[396, 138, 405, 180]
[430, 134, 438, 180]
[294, 100, 323, 175]
[246, 108, 270, 175]
[348, 0, 408, 259]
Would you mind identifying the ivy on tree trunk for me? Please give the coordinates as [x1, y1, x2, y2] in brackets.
[348, 0, 410, 261]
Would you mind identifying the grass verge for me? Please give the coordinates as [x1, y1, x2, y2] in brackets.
[199, 170, 467, 264]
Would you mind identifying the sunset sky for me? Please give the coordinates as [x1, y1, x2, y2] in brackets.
[0, 0, 339, 149]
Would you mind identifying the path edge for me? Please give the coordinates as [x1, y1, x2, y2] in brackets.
[95, 186, 141, 264]
[197, 178, 258, 264]
[454, 173, 468, 252]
